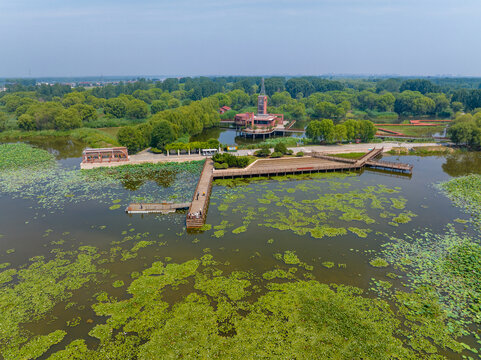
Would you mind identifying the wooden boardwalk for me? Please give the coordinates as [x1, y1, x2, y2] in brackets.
[125, 149, 412, 229]
[186, 159, 214, 229]
[126, 202, 190, 214]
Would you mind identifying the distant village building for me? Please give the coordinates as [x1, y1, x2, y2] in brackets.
[234, 79, 284, 129]
[219, 106, 231, 114]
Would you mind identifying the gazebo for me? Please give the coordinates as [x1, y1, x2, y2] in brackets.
[82, 147, 129, 163]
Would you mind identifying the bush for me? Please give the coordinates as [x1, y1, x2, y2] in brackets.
[212, 153, 250, 168]
[274, 142, 288, 154]
[296, 151, 304, 157]
[255, 145, 271, 157]
[271, 152, 283, 158]
[17, 114, 35, 131]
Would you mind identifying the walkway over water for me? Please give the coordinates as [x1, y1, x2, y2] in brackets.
[126, 202, 190, 214]
[186, 159, 214, 229]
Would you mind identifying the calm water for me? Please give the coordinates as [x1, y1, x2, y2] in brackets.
[190, 127, 304, 145]
[1, 140, 480, 357]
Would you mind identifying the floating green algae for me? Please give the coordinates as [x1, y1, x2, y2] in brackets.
[112, 280, 124, 288]
[369, 257, 389, 268]
[0, 242, 473, 359]
[371, 226, 481, 355]
[0, 143, 55, 170]
[0, 246, 102, 359]
[212, 175, 415, 240]
[439, 174, 481, 228]
[0, 144, 203, 211]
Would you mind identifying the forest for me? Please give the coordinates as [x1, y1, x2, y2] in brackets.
[1, 76, 481, 151]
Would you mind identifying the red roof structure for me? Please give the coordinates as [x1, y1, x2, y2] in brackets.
[219, 106, 232, 114]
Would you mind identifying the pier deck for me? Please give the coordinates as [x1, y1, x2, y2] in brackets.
[186, 159, 214, 229]
[125, 148, 412, 229]
[126, 202, 190, 214]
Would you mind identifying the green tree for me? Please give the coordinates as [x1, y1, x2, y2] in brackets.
[306, 119, 334, 143]
[0, 112, 7, 131]
[70, 104, 98, 122]
[17, 113, 35, 130]
[117, 126, 146, 153]
[151, 100, 168, 114]
[150, 120, 176, 150]
[358, 120, 377, 142]
[126, 99, 149, 119]
[274, 142, 288, 154]
[451, 101, 463, 113]
[26, 102, 64, 129]
[254, 144, 271, 157]
[333, 124, 347, 143]
[227, 90, 250, 110]
[343, 119, 360, 141]
[313, 102, 345, 119]
[104, 98, 127, 118]
[53, 108, 82, 130]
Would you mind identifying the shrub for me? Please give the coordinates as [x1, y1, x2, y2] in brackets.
[214, 162, 223, 169]
[296, 151, 304, 157]
[255, 145, 271, 157]
[274, 142, 288, 154]
[271, 152, 283, 158]
[212, 153, 250, 168]
[17, 114, 35, 131]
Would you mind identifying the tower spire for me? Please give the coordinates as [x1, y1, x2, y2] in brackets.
[260, 78, 266, 95]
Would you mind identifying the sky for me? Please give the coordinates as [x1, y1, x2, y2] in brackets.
[0, 0, 480, 77]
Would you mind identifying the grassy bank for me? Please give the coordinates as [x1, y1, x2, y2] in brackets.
[387, 146, 455, 156]
[0, 128, 119, 148]
[376, 125, 445, 137]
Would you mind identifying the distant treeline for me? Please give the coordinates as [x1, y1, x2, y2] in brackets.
[2, 76, 481, 152]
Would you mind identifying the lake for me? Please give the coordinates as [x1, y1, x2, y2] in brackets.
[1, 140, 480, 358]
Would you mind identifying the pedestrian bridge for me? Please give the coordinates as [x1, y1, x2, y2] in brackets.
[125, 202, 191, 214]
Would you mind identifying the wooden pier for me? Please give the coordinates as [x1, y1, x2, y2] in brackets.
[126, 202, 190, 214]
[124, 147, 412, 229]
[186, 159, 214, 229]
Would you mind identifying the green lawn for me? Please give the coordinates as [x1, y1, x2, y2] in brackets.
[376, 125, 445, 137]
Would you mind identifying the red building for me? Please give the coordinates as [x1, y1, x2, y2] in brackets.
[219, 106, 231, 114]
[234, 79, 283, 129]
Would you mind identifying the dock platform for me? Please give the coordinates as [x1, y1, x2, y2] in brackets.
[186, 159, 214, 229]
[126, 202, 190, 214]
[125, 148, 412, 229]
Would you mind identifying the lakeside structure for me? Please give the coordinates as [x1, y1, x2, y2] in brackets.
[234, 79, 293, 139]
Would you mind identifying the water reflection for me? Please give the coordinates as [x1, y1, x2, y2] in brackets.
[442, 152, 481, 177]
[190, 127, 304, 145]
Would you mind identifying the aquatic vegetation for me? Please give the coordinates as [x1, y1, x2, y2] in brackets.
[0, 143, 55, 170]
[322, 261, 335, 268]
[112, 280, 125, 288]
[348, 227, 371, 238]
[369, 257, 389, 268]
[232, 226, 247, 234]
[439, 174, 481, 228]
[0, 145, 202, 210]
[51, 256, 461, 358]
[0, 247, 101, 359]
[211, 174, 414, 241]
[213, 230, 225, 238]
[374, 227, 481, 354]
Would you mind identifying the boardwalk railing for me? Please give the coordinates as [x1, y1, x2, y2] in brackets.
[126, 202, 190, 214]
[186, 159, 214, 229]
[213, 163, 358, 178]
[366, 159, 413, 172]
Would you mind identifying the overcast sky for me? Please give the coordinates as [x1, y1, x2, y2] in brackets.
[1, 0, 480, 77]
